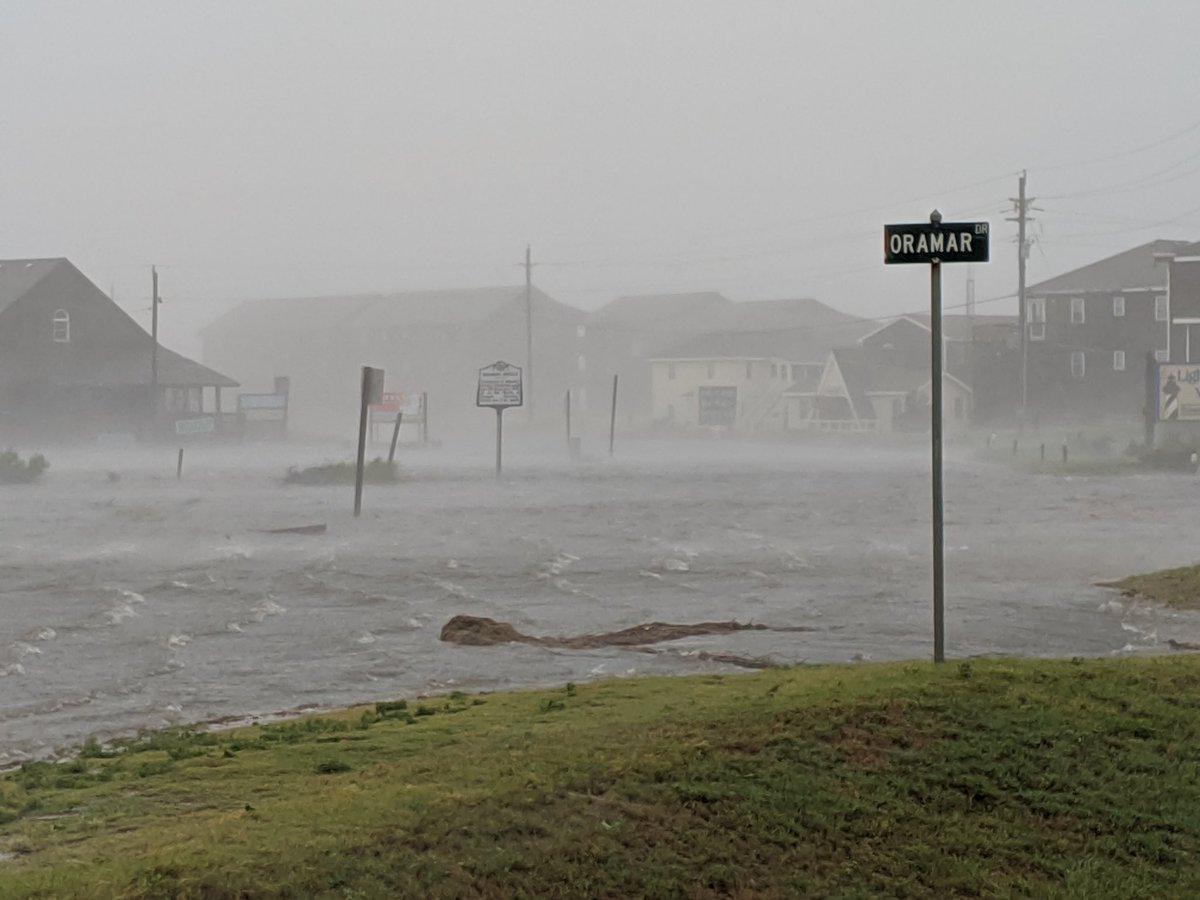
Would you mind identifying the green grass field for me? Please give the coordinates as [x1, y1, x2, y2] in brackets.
[2, 657, 1200, 898]
[1103, 563, 1200, 610]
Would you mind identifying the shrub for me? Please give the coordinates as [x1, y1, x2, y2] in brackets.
[0, 450, 49, 484]
[284, 458, 399, 485]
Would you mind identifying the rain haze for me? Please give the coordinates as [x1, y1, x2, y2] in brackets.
[3, 0, 1200, 777]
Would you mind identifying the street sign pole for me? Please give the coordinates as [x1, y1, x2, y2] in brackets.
[884, 211, 989, 665]
[496, 407, 504, 478]
[929, 212, 945, 664]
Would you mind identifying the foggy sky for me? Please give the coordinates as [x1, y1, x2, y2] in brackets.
[3, 1, 1200, 356]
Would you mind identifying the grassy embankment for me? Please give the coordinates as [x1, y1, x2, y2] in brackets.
[3, 657, 1200, 898]
[1104, 563, 1200, 610]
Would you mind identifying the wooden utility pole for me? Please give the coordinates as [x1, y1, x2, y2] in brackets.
[151, 266, 161, 423]
[1008, 172, 1033, 430]
[523, 245, 535, 422]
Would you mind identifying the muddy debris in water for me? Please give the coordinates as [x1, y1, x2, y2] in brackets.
[439, 614, 810, 664]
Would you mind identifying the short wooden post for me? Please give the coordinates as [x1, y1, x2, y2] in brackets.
[388, 412, 403, 463]
[176, 447, 184, 479]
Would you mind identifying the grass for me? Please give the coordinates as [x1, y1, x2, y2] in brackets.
[283, 458, 399, 485]
[2, 658, 1200, 898]
[1102, 563, 1200, 610]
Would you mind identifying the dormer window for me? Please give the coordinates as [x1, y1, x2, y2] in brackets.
[52, 309, 70, 343]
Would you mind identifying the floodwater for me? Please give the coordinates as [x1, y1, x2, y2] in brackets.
[2, 436, 1198, 765]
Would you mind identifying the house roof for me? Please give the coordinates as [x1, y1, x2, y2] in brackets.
[0, 258, 68, 314]
[899, 314, 1016, 342]
[650, 298, 873, 362]
[1027, 240, 1192, 295]
[590, 291, 734, 329]
[203, 285, 579, 338]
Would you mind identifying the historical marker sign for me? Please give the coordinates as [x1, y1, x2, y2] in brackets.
[884, 221, 990, 265]
[476, 361, 523, 409]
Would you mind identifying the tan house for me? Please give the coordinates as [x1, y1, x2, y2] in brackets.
[647, 298, 872, 432]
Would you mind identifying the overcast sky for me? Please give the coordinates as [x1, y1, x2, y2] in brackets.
[3, 1, 1200, 355]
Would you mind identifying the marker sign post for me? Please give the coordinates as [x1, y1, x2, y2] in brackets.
[354, 366, 385, 517]
[884, 213, 989, 663]
[477, 361, 523, 477]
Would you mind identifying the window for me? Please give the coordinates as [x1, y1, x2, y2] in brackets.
[1113, 350, 1126, 371]
[1156, 295, 1169, 321]
[1070, 351, 1086, 379]
[577, 354, 586, 373]
[1112, 295, 1125, 317]
[667, 363, 676, 380]
[1070, 297, 1085, 324]
[706, 362, 715, 379]
[745, 363, 753, 379]
[52, 309, 70, 343]
[1156, 349, 1170, 363]
[1029, 298, 1046, 341]
[575, 324, 586, 339]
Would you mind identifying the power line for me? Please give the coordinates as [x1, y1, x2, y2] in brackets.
[1032, 115, 1200, 174]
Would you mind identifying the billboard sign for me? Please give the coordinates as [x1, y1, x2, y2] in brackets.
[884, 221, 990, 265]
[477, 361, 523, 408]
[1159, 364, 1200, 420]
[174, 416, 215, 436]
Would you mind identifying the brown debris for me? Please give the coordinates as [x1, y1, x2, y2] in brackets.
[439, 614, 808, 654]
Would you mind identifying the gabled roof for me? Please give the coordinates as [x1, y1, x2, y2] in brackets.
[650, 298, 873, 363]
[0, 258, 69, 314]
[1027, 240, 1191, 295]
[590, 291, 733, 329]
[900, 314, 1016, 342]
[203, 285, 577, 338]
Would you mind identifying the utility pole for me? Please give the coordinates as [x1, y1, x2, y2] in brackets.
[151, 266, 160, 424]
[523, 245, 535, 422]
[1008, 172, 1034, 430]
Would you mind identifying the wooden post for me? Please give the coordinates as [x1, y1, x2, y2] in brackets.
[1012, 439, 1018, 456]
[1062, 443, 1068, 464]
[1040, 443, 1045, 461]
[565, 389, 572, 456]
[495, 407, 504, 478]
[388, 412, 404, 463]
[609, 374, 619, 457]
[176, 447, 184, 479]
[421, 392, 429, 444]
[354, 367, 383, 517]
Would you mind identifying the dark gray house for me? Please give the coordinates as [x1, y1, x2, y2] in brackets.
[0, 258, 237, 441]
[1024, 240, 1190, 424]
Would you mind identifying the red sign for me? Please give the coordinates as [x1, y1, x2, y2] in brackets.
[370, 391, 404, 413]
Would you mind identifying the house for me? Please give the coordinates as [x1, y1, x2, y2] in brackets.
[648, 298, 873, 432]
[201, 285, 588, 436]
[799, 347, 973, 433]
[0, 258, 237, 441]
[855, 313, 1018, 424]
[585, 292, 734, 426]
[1024, 239, 1190, 424]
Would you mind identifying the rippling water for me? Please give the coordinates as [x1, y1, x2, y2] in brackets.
[2, 437, 1197, 764]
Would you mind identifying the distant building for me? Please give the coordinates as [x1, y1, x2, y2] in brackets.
[1024, 240, 1189, 424]
[800, 347, 973, 433]
[854, 313, 1018, 426]
[0, 258, 236, 441]
[648, 298, 872, 432]
[585, 292, 735, 426]
[201, 285, 587, 435]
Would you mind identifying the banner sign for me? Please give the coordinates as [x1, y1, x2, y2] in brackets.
[1159, 364, 1200, 421]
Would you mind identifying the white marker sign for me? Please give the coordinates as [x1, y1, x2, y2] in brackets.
[477, 361, 523, 408]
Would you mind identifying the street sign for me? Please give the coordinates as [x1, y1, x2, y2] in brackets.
[476, 361, 523, 408]
[174, 416, 215, 436]
[371, 391, 405, 414]
[1158, 364, 1200, 420]
[884, 221, 990, 265]
[363, 367, 385, 406]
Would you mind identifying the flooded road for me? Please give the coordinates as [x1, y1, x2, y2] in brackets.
[2, 437, 1197, 764]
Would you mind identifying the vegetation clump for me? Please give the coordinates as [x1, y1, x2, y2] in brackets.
[283, 458, 398, 485]
[1103, 563, 1200, 610]
[0, 450, 48, 484]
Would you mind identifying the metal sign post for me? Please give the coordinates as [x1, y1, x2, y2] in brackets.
[355, 366, 385, 517]
[476, 361, 523, 478]
[884, 212, 989, 663]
